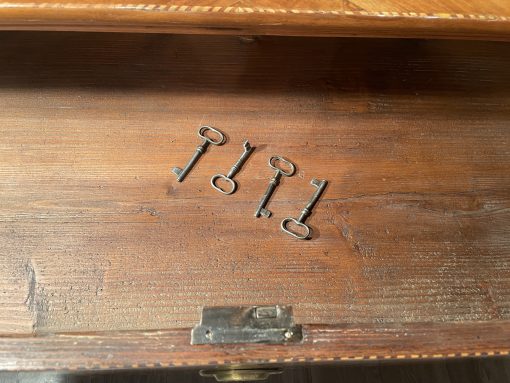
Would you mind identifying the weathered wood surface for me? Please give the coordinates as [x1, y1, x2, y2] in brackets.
[0, 1, 510, 39]
[0, 33, 509, 364]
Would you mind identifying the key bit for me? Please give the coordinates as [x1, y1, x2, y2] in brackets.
[172, 126, 226, 182]
[258, 207, 272, 218]
[211, 140, 255, 195]
[281, 178, 328, 240]
[255, 156, 296, 218]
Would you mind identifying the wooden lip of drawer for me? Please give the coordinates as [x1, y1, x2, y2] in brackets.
[1, 321, 510, 371]
[0, 3, 509, 40]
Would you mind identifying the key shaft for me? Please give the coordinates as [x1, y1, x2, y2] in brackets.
[172, 126, 225, 182]
[298, 179, 328, 223]
[255, 171, 281, 218]
[173, 141, 209, 182]
[226, 141, 253, 179]
[255, 155, 296, 218]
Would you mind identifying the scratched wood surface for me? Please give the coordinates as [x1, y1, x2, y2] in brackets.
[0, 0, 510, 39]
[0, 33, 509, 344]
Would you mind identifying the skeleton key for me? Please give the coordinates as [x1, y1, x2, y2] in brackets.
[255, 156, 296, 218]
[281, 178, 328, 240]
[172, 126, 226, 182]
[210, 140, 254, 195]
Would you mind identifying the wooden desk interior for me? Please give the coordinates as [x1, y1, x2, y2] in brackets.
[0, 32, 509, 369]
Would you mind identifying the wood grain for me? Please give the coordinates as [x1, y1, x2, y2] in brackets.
[0, 32, 509, 364]
[0, 0, 510, 39]
[4, 358, 510, 383]
[3, 358, 510, 382]
[1, 322, 510, 370]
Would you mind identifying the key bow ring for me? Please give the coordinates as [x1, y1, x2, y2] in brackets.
[198, 126, 226, 146]
[269, 155, 296, 177]
[281, 217, 311, 240]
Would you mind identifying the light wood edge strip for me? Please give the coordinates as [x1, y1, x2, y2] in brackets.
[0, 2, 508, 21]
[1, 322, 510, 371]
[6, 350, 510, 371]
[4, 349, 510, 371]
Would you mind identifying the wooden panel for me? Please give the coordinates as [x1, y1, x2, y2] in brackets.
[0, 33, 509, 345]
[4, 358, 510, 383]
[0, 1, 510, 39]
[1, 322, 510, 370]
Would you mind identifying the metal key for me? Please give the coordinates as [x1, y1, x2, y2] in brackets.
[255, 156, 296, 218]
[281, 178, 328, 240]
[172, 126, 226, 182]
[210, 140, 254, 195]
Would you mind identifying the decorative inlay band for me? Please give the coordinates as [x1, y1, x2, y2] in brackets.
[0, 2, 508, 22]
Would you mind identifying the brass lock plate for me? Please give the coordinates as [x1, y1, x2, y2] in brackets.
[199, 368, 283, 382]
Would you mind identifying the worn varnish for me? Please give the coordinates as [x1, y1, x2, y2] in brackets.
[0, 1, 510, 39]
[0, 32, 509, 366]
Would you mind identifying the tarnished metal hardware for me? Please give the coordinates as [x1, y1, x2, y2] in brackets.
[172, 126, 226, 182]
[211, 140, 254, 195]
[254, 156, 296, 218]
[281, 178, 328, 240]
[199, 368, 283, 382]
[191, 305, 302, 345]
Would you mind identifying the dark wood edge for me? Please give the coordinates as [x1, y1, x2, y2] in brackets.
[0, 6, 510, 40]
[1, 321, 509, 371]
